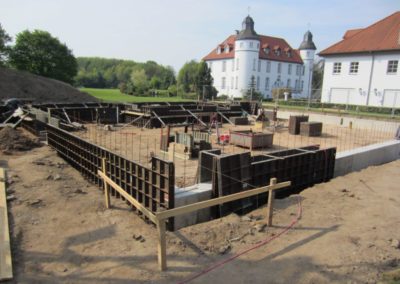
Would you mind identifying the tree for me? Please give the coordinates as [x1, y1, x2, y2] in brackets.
[243, 76, 263, 101]
[196, 61, 216, 99]
[177, 60, 198, 92]
[131, 68, 149, 94]
[0, 23, 11, 66]
[9, 30, 77, 84]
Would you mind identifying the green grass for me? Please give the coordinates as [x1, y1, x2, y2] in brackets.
[80, 88, 193, 103]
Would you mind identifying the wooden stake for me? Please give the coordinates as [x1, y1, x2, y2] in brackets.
[102, 158, 111, 209]
[156, 219, 167, 271]
[267, 178, 277, 226]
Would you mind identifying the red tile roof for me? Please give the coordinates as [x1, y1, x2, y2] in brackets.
[203, 34, 303, 64]
[319, 11, 400, 56]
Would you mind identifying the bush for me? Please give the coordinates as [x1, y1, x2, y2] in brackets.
[181, 92, 197, 100]
[167, 85, 177, 97]
[216, 94, 229, 101]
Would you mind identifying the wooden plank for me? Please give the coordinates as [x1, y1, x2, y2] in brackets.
[0, 168, 13, 281]
[97, 170, 157, 224]
[121, 110, 151, 117]
[155, 180, 291, 220]
[156, 219, 167, 271]
[102, 159, 111, 209]
[267, 178, 277, 226]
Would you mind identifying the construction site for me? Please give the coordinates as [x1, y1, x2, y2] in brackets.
[1, 98, 400, 283]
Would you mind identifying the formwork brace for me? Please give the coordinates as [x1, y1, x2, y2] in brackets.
[217, 111, 235, 125]
[98, 165, 291, 271]
[152, 111, 166, 127]
[185, 109, 207, 127]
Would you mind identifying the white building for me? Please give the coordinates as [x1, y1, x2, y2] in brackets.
[203, 15, 316, 99]
[319, 11, 400, 108]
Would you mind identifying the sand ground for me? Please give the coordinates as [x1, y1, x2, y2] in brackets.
[1, 132, 399, 283]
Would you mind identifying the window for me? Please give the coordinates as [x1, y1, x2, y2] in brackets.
[222, 61, 226, 72]
[300, 80, 304, 91]
[266, 61, 271, 73]
[296, 65, 300, 76]
[288, 64, 292, 75]
[387, 60, 398, 74]
[302, 66, 305, 75]
[258, 60, 261, 72]
[240, 42, 243, 48]
[209, 62, 213, 71]
[249, 42, 253, 48]
[235, 76, 238, 89]
[221, 77, 226, 89]
[236, 58, 239, 70]
[349, 62, 359, 74]
[265, 77, 270, 90]
[295, 79, 299, 90]
[231, 77, 234, 89]
[277, 63, 281, 74]
[333, 62, 341, 74]
[257, 43, 259, 48]
[253, 58, 256, 71]
[287, 79, 291, 88]
[256, 76, 260, 90]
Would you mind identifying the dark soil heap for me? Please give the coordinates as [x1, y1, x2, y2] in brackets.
[0, 67, 97, 103]
[0, 127, 41, 152]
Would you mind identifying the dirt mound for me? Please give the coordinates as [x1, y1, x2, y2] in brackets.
[0, 126, 41, 152]
[0, 67, 97, 103]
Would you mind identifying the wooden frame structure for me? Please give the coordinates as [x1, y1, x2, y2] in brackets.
[98, 163, 290, 271]
[0, 168, 12, 281]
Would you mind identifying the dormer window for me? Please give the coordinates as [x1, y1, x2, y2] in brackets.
[217, 46, 221, 54]
[263, 47, 270, 54]
[284, 48, 291, 58]
[274, 46, 281, 56]
[225, 44, 230, 53]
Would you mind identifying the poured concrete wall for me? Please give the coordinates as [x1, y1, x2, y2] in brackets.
[174, 183, 213, 230]
[276, 109, 399, 132]
[334, 139, 400, 177]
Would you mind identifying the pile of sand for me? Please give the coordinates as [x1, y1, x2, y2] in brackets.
[0, 127, 41, 152]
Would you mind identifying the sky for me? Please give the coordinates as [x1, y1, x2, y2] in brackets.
[0, 0, 398, 72]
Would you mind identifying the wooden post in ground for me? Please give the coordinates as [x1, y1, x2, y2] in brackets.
[102, 158, 111, 209]
[267, 178, 277, 226]
[156, 219, 167, 271]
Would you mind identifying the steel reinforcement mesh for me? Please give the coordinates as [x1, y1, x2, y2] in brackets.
[45, 125, 175, 230]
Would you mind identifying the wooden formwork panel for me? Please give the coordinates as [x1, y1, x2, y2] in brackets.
[288, 115, 309, 135]
[45, 125, 175, 230]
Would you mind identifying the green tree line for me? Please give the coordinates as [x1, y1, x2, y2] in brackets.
[0, 23, 216, 98]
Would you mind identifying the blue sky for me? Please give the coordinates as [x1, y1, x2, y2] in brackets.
[1, 0, 398, 71]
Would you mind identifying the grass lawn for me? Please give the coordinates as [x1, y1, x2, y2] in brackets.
[81, 88, 193, 103]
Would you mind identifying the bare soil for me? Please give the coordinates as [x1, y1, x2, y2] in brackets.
[1, 132, 399, 283]
[0, 126, 41, 153]
[0, 67, 96, 103]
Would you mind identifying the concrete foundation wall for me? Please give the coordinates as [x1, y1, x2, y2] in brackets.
[276, 109, 399, 132]
[174, 183, 213, 230]
[334, 139, 400, 177]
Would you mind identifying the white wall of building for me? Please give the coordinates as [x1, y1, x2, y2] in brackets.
[208, 57, 306, 99]
[321, 53, 400, 107]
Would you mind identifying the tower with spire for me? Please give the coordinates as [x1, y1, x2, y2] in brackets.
[203, 15, 316, 99]
[234, 15, 261, 97]
[299, 31, 317, 100]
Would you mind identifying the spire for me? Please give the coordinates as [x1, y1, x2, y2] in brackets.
[299, 30, 317, 50]
[236, 15, 259, 40]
